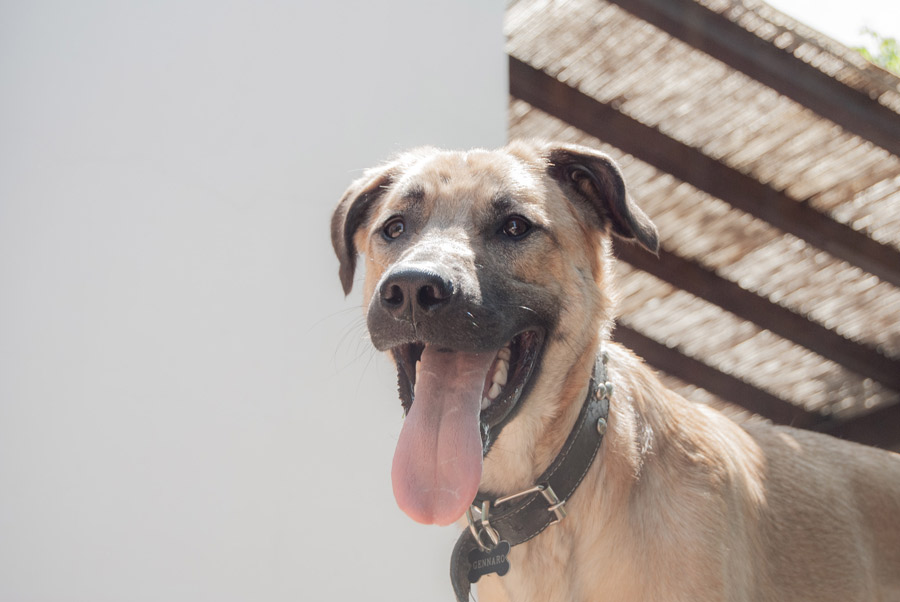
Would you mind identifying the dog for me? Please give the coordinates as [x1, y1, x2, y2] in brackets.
[331, 140, 900, 602]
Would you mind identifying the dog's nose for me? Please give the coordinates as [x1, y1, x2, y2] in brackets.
[379, 268, 454, 319]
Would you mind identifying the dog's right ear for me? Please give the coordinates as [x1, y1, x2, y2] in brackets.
[331, 165, 396, 295]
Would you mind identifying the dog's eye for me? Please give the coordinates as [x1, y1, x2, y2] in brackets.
[500, 216, 531, 239]
[383, 217, 405, 240]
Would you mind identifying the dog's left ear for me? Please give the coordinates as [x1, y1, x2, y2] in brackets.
[331, 164, 397, 295]
[545, 144, 659, 254]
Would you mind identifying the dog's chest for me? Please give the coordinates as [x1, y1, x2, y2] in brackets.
[478, 525, 643, 602]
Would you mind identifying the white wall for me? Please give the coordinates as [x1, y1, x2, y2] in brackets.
[0, 2, 506, 600]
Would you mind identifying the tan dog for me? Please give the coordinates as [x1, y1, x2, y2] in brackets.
[331, 141, 900, 602]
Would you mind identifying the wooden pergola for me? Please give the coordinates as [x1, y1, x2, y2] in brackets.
[507, 0, 900, 449]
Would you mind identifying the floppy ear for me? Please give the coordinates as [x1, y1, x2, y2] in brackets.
[330, 165, 396, 295]
[545, 143, 659, 253]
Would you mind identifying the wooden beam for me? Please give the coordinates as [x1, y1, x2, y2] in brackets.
[613, 324, 819, 428]
[606, 0, 900, 158]
[509, 57, 900, 289]
[614, 242, 900, 391]
[813, 402, 900, 450]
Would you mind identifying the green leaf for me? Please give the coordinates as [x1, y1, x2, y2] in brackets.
[854, 28, 900, 75]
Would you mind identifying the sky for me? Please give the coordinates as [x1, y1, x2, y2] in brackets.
[765, 0, 900, 49]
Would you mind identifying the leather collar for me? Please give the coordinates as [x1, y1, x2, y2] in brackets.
[450, 349, 612, 601]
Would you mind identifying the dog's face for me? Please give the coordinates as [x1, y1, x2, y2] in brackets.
[332, 141, 657, 526]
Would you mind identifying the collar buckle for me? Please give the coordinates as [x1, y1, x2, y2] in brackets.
[466, 483, 568, 552]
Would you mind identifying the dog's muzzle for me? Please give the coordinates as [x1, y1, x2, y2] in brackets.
[366, 260, 549, 526]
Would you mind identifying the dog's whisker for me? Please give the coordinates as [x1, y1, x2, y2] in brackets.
[557, 333, 582, 358]
[334, 318, 367, 352]
[356, 346, 380, 396]
[330, 317, 375, 374]
[487, 301, 539, 315]
[353, 332, 375, 361]
[305, 305, 364, 335]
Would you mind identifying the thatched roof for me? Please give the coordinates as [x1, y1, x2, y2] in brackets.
[507, 0, 900, 448]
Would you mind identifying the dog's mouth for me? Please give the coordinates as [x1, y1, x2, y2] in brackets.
[389, 331, 543, 526]
[392, 330, 542, 429]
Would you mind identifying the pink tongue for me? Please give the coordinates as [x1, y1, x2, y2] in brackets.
[391, 346, 494, 526]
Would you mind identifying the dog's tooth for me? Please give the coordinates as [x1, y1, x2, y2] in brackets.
[415, 359, 420, 380]
[498, 347, 511, 361]
[488, 382, 502, 400]
[481, 397, 491, 411]
[494, 360, 508, 386]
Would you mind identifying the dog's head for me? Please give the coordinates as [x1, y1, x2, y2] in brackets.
[331, 141, 657, 525]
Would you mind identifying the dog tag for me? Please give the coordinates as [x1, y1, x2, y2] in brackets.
[467, 540, 510, 583]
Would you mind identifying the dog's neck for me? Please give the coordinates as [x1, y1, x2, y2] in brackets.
[480, 339, 604, 496]
[451, 348, 613, 602]
[480, 339, 653, 500]
[470, 343, 667, 602]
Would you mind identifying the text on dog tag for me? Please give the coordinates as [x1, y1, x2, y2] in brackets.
[467, 540, 510, 583]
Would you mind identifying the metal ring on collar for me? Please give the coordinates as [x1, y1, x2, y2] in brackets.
[465, 502, 501, 552]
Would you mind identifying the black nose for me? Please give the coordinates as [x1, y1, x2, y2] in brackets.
[379, 268, 454, 319]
